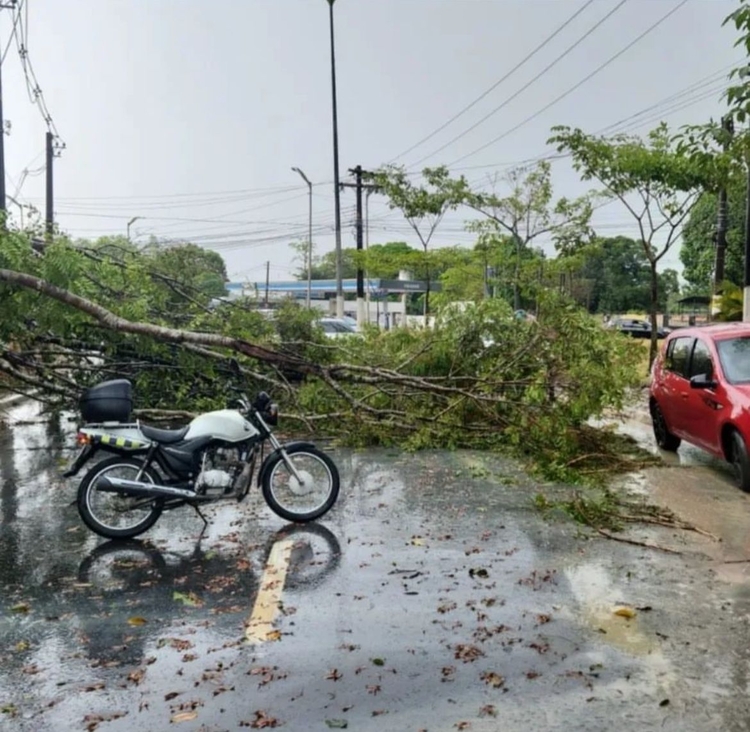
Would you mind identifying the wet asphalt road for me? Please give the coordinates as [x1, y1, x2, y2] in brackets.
[2, 400, 750, 731]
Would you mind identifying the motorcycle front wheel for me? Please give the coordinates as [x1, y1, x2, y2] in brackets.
[261, 445, 340, 522]
[77, 456, 164, 539]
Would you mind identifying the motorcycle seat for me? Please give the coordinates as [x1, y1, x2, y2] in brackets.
[140, 424, 190, 444]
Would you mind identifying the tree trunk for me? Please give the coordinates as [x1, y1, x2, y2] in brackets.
[649, 262, 659, 369]
[513, 235, 521, 311]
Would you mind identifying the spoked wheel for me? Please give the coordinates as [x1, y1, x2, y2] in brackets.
[650, 402, 681, 451]
[77, 457, 164, 539]
[729, 430, 750, 493]
[261, 445, 340, 522]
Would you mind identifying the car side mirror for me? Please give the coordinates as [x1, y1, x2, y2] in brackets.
[690, 373, 717, 390]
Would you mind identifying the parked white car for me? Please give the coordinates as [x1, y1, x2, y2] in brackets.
[318, 317, 358, 339]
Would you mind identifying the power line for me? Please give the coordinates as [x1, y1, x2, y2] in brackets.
[12, 0, 64, 148]
[407, 0, 630, 169]
[1, 0, 22, 63]
[389, 0, 597, 163]
[394, 59, 739, 179]
[44, 182, 333, 203]
[446, 0, 690, 167]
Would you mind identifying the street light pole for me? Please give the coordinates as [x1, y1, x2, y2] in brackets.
[292, 167, 313, 308]
[327, 0, 344, 317]
[127, 216, 142, 243]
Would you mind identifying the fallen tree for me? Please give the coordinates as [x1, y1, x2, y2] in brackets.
[0, 235, 646, 482]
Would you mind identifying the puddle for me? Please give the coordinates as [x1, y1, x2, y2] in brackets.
[563, 562, 663, 657]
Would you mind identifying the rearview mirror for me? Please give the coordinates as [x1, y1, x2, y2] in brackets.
[690, 373, 717, 390]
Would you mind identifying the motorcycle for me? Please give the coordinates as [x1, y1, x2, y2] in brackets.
[63, 377, 340, 540]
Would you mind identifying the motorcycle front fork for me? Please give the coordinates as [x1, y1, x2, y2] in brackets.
[267, 433, 306, 485]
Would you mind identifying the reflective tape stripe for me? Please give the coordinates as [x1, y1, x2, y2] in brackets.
[94, 435, 146, 449]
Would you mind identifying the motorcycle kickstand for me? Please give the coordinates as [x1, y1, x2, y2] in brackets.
[192, 504, 210, 536]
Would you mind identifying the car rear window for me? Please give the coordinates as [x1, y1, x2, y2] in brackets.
[717, 337, 750, 383]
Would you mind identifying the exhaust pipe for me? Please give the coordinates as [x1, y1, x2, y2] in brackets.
[96, 476, 201, 501]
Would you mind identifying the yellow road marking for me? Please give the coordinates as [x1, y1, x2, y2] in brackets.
[245, 538, 294, 643]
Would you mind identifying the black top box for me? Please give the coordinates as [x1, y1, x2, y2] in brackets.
[80, 379, 133, 423]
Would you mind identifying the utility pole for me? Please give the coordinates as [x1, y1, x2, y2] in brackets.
[342, 166, 378, 328]
[0, 1, 16, 217]
[365, 187, 374, 323]
[714, 116, 734, 308]
[264, 260, 270, 307]
[45, 131, 54, 240]
[353, 165, 364, 325]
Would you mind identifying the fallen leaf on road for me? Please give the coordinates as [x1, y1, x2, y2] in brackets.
[171, 711, 198, 723]
[410, 537, 425, 546]
[454, 644, 484, 663]
[173, 592, 201, 607]
[325, 720, 348, 729]
[82, 682, 105, 692]
[240, 710, 279, 728]
[127, 616, 148, 626]
[371, 658, 385, 667]
[481, 671, 505, 688]
[613, 606, 637, 619]
[10, 603, 30, 614]
[266, 630, 282, 642]
[127, 668, 145, 685]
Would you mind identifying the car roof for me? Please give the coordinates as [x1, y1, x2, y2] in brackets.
[667, 322, 750, 340]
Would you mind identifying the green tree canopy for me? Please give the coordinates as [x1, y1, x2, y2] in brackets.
[680, 175, 748, 291]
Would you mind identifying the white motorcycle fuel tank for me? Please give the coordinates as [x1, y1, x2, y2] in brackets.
[184, 410, 259, 443]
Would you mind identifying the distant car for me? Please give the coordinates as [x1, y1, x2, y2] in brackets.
[649, 322, 750, 492]
[318, 317, 358, 339]
[607, 317, 670, 339]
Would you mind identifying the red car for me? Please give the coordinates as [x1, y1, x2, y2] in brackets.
[649, 323, 750, 492]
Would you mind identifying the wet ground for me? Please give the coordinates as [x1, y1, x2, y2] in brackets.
[1, 398, 750, 731]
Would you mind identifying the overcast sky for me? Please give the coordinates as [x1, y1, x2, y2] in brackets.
[3, 0, 743, 282]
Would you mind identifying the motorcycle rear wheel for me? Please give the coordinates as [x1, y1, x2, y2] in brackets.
[261, 445, 340, 522]
[77, 456, 164, 539]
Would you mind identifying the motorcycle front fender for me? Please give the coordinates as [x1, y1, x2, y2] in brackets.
[257, 441, 317, 487]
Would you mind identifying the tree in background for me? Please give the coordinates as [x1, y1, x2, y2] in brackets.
[566, 236, 679, 314]
[679, 175, 748, 292]
[459, 160, 593, 311]
[146, 242, 228, 299]
[365, 165, 468, 315]
[550, 123, 716, 365]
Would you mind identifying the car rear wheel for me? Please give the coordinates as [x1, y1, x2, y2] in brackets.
[729, 430, 750, 493]
[650, 402, 681, 451]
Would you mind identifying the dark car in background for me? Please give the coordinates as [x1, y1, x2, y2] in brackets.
[606, 317, 670, 339]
